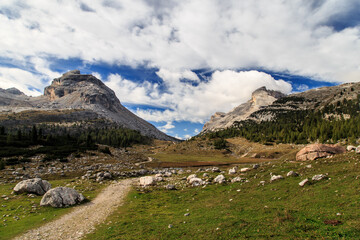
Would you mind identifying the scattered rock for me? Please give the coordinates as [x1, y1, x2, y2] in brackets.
[165, 184, 176, 190]
[240, 168, 251, 173]
[187, 174, 197, 182]
[356, 146, 360, 154]
[296, 144, 345, 161]
[270, 175, 284, 182]
[312, 174, 327, 181]
[228, 167, 237, 174]
[139, 176, 155, 186]
[40, 187, 85, 208]
[212, 167, 221, 173]
[253, 164, 260, 169]
[231, 177, 243, 183]
[184, 213, 190, 216]
[189, 178, 204, 187]
[13, 178, 51, 195]
[214, 174, 226, 184]
[203, 173, 209, 178]
[286, 171, 299, 177]
[259, 181, 265, 185]
[299, 178, 309, 187]
[347, 145, 356, 151]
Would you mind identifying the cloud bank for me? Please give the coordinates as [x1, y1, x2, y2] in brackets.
[105, 69, 292, 123]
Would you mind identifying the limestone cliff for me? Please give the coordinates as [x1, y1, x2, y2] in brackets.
[201, 87, 285, 133]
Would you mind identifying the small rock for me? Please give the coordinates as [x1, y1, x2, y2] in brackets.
[214, 174, 226, 184]
[212, 167, 221, 173]
[240, 168, 251, 173]
[347, 145, 356, 151]
[231, 177, 243, 183]
[253, 164, 260, 169]
[189, 178, 204, 186]
[165, 184, 176, 190]
[184, 213, 190, 216]
[139, 176, 155, 186]
[228, 167, 237, 175]
[286, 171, 299, 177]
[299, 178, 309, 187]
[168, 224, 173, 229]
[270, 175, 284, 182]
[312, 174, 327, 181]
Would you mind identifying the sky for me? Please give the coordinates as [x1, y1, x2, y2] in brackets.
[0, 0, 359, 139]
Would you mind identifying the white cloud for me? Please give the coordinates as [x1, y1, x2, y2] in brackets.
[183, 134, 191, 140]
[128, 69, 292, 123]
[0, 0, 359, 86]
[158, 121, 175, 133]
[194, 129, 199, 134]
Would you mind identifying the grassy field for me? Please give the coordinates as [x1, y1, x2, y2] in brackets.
[86, 152, 360, 239]
[0, 178, 106, 239]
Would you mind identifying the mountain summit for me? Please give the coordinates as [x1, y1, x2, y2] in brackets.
[201, 87, 285, 133]
[0, 70, 174, 141]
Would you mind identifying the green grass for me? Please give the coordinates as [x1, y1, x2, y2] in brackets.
[87, 153, 360, 239]
[0, 178, 106, 240]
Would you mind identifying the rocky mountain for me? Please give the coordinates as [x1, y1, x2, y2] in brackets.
[202, 87, 285, 133]
[202, 82, 360, 134]
[0, 70, 174, 141]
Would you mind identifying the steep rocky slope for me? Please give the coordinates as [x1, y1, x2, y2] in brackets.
[202, 87, 285, 133]
[0, 70, 174, 141]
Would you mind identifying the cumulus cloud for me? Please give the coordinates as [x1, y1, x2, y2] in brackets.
[158, 121, 175, 133]
[0, 0, 359, 88]
[116, 69, 292, 123]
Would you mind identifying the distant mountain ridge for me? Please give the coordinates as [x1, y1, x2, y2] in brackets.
[202, 86, 286, 133]
[0, 70, 175, 141]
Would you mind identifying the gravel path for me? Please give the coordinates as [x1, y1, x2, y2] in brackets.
[15, 178, 137, 240]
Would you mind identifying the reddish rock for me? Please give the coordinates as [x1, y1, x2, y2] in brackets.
[296, 144, 345, 161]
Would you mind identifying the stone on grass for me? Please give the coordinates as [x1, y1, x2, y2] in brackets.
[40, 187, 85, 208]
[286, 171, 299, 177]
[356, 146, 360, 154]
[299, 179, 309, 187]
[228, 167, 237, 174]
[253, 164, 260, 169]
[189, 178, 204, 187]
[212, 167, 221, 172]
[312, 174, 327, 181]
[296, 144, 345, 161]
[13, 178, 51, 196]
[347, 145, 356, 151]
[165, 184, 176, 190]
[187, 174, 197, 182]
[231, 177, 243, 183]
[139, 176, 155, 186]
[240, 168, 251, 173]
[214, 174, 226, 184]
[270, 175, 284, 182]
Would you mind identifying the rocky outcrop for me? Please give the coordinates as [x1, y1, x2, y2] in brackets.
[40, 187, 85, 208]
[296, 144, 345, 161]
[0, 70, 175, 141]
[202, 87, 285, 133]
[13, 178, 51, 195]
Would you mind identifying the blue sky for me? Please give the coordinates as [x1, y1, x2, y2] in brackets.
[0, 0, 359, 139]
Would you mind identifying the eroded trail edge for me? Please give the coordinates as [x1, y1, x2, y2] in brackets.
[15, 178, 137, 240]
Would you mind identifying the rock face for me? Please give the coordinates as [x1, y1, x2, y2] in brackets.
[296, 144, 346, 161]
[13, 178, 51, 195]
[202, 87, 285, 133]
[0, 70, 174, 141]
[40, 187, 85, 207]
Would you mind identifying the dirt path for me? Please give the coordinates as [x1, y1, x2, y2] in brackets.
[15, 178, 137, 240]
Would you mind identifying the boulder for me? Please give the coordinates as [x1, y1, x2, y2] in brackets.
[231, 177, 243, 183]
[296, 144, 345, 161]
[214, 174, 226, 184]
[165, 184, 176, 190]
[187, 174, 197, 182]
[212, 167, 221, 173]
[13, 178, 51, 195]
[189, 178, 204, 186]
[347, 145, 356, 151]
[40, 187, 85, 208]
[240, 167, 251, 173]
[228, 167, 237, 174]
[356, 146, 360, 154]
[286, 171, 299, 177]
[139, 176, 155, 186]
[299, 178, 309, 187]
[270, 175, 284, 182]
[312, 174, 327, 181]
